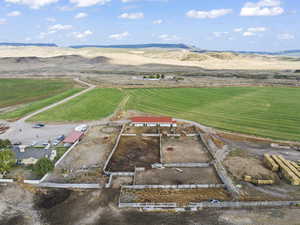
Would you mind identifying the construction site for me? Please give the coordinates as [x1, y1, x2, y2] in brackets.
[99, 116, 300, 210]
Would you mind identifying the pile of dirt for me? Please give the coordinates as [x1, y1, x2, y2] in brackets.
[224, 156, 278, 181]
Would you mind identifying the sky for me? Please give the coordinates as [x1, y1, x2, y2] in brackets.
[0, 0, 299, 51]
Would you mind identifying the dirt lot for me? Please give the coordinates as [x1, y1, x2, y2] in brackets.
[107, 136, 160, 172]
[120, 188, 231, 206]
[161, 136, 211, 163]
[135, 167, 222, 185]
[45, 125, 119, 183]
[123, 126, 158, 134]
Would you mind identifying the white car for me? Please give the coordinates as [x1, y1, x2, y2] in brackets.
[75, 124, 88, 132]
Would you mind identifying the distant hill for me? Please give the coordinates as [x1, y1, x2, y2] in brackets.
[0, 43, 57, 47]
[193, 49, 300, 56]
[69, 43, 191, 49]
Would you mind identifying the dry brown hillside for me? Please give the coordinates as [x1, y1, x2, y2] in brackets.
[0, 46, 299, 70]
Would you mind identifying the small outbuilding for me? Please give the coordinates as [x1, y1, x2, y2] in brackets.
[131, 116, 177, 127]
[63, 131, 84, 144]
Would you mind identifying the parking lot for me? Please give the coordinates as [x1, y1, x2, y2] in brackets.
[0, 121, 79, 145]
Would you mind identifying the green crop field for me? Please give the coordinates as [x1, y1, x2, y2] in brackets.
[0, 88, 83, 120]
[30, 86, 300, 141]
[0, 78, 76, 108]
[31, 88, 124, 122]
[125, 87, 300, 141]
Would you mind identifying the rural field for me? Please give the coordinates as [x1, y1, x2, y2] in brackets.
[31, 88, 124, 122]
[0, 78, 76, 108]
[0, 78, 83, 120]
[29, 86, 300, 141]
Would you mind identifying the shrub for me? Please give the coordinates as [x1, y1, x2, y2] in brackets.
[34, 158, 54, 177]
[0, 149, 15, 174]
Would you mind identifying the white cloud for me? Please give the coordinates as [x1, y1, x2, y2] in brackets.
[119, 12, 144, 19]
[213, 32, 229, 38]
[70, 0, 110, 7]
[109, 31, 129, 40]
[5, 0, 59, 9]
[7, 11, 21, 16]
[234, 28, 243, 32]
[240, 0, 284, 16]
[73, 30, 93, 39]
[0, 18, 7, 24]
[243, 31, 256, 36]
[46, 17, 56, 22]
[158, 34, 179, 41]
[277, 33, 295, 40]
[153, 19, 163, 24]
[75, 12, 88, 19]
[49, 24, 73, 31]
[247, 27, 267, 32]
[186, 9, 232, 19]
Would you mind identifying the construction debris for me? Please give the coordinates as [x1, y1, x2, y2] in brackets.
[0, 123, 9, 134]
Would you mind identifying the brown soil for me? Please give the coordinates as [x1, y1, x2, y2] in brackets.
[107, 136, 160, 172]
[135, 167, 222, 185]
[224, 156, 278, 181]
[121, 188, 231, 207]
[161, 136, 211, 163]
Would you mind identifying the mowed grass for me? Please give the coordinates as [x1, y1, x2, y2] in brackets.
[31, 88, 124, 122]
[0, 78, 75, 108]
[0, 88, 82, 120]
[125, 87, 300, 141]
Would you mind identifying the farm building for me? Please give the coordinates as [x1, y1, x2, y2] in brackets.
[131, 116, 177, 127]
[63, 131, 84, 144]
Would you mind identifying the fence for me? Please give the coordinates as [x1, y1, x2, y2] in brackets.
[103, 124, 126, 174]
[189, 201, 300, 208]
[122, 184, 226, 189]
[152, 163, 211, 168]
[119, 203, 177, 208]
[38, 183, 102, 189]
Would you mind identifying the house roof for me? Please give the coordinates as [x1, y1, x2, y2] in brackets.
[131, 116, 176, 124]
[63, 131, 84, 143]
[12, 146, 52, 160]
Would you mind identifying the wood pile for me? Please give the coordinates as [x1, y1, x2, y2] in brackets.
[264, 154, 300, 185]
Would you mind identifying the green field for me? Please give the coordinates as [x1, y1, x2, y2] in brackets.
[0, 88, 83, 120]
[31, 88, 124, 122]
[0, 78, 75, 108]
[125, 87, 300, 141]
[30, 86, 300, 141]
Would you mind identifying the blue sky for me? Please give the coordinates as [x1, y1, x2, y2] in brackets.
[0, 0, 298, 51]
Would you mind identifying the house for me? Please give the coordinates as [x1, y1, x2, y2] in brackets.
[63, 131, 84, 144]
[131, 116, 177, 127]
[12, 146, 54, 165]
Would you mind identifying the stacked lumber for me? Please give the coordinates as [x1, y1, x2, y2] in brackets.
[243, 175, 274, 185]
[269, 155, 300, 186]
[264, 154, 279, 172]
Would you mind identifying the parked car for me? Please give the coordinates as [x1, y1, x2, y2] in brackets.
[13, 141, 22, 145]
[52, 140, 60, 146]
[64, 143, 72, 148]
[210, 199, 221, 204]
[57, 135, 65, 141]
[32, 123, 45, 128]
[75, 124, 88, 132]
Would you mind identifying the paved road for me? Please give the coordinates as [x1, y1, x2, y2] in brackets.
[0, 78, 96, 145]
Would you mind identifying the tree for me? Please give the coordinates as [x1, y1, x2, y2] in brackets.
[34, 158, 54, 177]
[0, 139, 11, 149]
[0, 149, 15, 174]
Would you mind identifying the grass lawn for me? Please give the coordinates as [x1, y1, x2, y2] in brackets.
[0, 88, 83, 120]
[0, 78, 76, 108]
[31, 88, 125, 122]
[125, 87, 300, 141]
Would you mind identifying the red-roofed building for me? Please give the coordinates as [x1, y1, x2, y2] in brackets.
[131, 116, 177, 127]
[63, 131, 84, 144]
